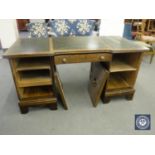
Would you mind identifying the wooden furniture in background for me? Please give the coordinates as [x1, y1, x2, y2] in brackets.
[17, 19, 29, 31]
[124, 19, 155, 39]
[134, 20, 155, 64]
[124, 19, 155, 64]
[147, 19, 155, 33]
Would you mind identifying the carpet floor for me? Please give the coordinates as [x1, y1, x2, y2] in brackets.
[0, 55, 154, 134]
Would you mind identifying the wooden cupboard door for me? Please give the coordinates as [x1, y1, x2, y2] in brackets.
[17, 19, 29, 31]
[54, 68, 68, 110]
[88, 62, 109, 107]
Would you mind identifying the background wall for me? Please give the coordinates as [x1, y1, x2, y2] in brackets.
[0, 19, 124, 49]
[0, 19, 19, 49]
[99, 19, 124, 36]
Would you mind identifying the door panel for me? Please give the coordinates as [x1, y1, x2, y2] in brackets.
[88, 62, 109, 107]
[17, 19, 29, 31]
[54, 68, 68, 110]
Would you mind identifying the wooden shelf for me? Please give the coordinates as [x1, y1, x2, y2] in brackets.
[105, 88, 134, 96]
[20, 86, 55, 99]
[107, 74, 131, 90]
[9, 57, 57, 113]
[18, 70, 52, 87]
[16, 57, 50, 71]
[110, 60, 136, 72]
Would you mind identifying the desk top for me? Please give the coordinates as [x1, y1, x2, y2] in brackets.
[52, 36, 149, 54]
[3, 38, 52, 58]
[4, 36, 149, 58]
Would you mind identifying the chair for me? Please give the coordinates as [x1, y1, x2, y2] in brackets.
[135, 19, 155, 64]
[27, 22, 49, 38]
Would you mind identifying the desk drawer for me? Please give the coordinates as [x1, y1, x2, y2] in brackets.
[55, 53, 112, 64]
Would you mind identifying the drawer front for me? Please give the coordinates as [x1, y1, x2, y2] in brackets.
[55, 53, 112, 64]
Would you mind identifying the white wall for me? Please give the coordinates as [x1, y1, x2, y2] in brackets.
[99, 19, 124, 36]
[0, 19, 19, 49]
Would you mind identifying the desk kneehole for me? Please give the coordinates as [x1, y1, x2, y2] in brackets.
[54, 53, 112, 64]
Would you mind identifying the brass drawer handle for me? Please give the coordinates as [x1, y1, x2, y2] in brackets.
[62, 58, 67, 63]
[100, 56, 105, 60]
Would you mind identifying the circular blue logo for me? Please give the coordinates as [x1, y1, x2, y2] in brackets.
[136, 115, 150, 130]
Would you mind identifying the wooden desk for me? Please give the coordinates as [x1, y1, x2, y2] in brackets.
[4, 36, 149, 113]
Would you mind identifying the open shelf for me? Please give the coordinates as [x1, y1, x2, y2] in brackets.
[18, 70, 52, 87]
[16, 57, 50, 71]
[20, 86, 55, 99]
[107, 73, 131, 91]
[110, 60, 136, 72]
[107, 53, 141, 91]
[9, 57, 57, 113]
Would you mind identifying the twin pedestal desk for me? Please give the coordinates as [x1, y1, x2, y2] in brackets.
[3, 36, 148, 114]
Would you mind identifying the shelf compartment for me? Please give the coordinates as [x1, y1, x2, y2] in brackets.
[16, 57, 51, 71]
[20, 86, 55, 99]
[111, 53, 142, 71]
[110, 60, 136, 72]
[107, 73, 131, 90]
[18, 70, 52, 87]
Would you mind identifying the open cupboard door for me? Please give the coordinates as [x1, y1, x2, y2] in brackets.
[54, 66, 68, 110]
[88, 62, 109, 107]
